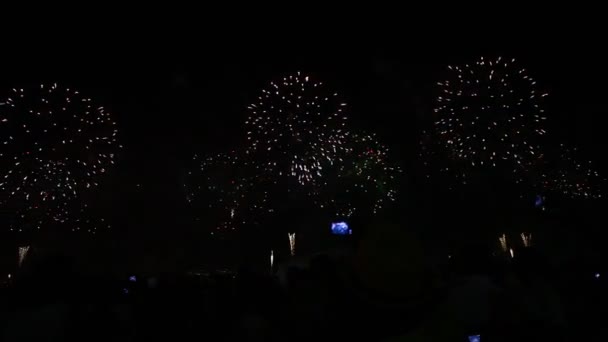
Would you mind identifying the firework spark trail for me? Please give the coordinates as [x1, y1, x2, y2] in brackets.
[521, 232, 532, 247]
[540, 144, 604, 199]
[499, 233, 508, 252]
[18, 246, 29, 267]
[419, 129, 469, 188]
[317, 133, 402, 218]
[288, 232, 296, 256]
[185, 151, 270, 233]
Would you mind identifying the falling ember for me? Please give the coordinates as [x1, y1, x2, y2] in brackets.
[18, 246, 30, 267]
[288, 232, 296, 256]
[509, 248, 515, 258]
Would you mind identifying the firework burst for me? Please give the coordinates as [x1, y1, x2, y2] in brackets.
[245, 72, 349, 187]
[0, 83, 119, 231]
[319, 133, 401, 218]
[70, 201, 112, 234]
[188, 73, 401, 230]
[434, 57, 548, 171]
[419, 129, 468, 189]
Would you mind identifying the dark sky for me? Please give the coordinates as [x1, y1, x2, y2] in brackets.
[1, 26, 607, 272]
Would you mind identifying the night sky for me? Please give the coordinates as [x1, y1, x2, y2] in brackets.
[1, 27, 607, 273]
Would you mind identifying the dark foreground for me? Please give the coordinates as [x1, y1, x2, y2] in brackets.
[0, 249, 606, 341]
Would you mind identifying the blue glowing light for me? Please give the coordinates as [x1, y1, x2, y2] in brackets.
[331, 221, 351, 235]
[595, 273, 600, 279]
[534, 195, 544, 208]
[468, 335, 481, 342]
[129, 275, 137, 282]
